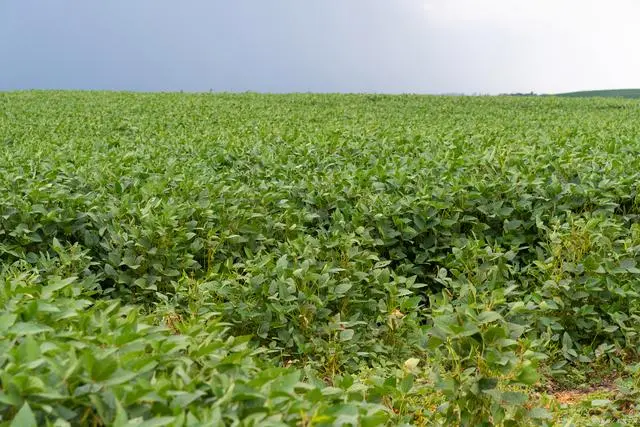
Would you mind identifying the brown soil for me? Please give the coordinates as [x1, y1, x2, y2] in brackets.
[545, 371, 619, 405]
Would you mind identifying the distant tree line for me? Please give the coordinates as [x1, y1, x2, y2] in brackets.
[501, 91, 539, 96]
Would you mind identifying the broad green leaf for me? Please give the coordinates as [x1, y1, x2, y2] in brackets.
[137, 418, 176, 427]
[339, 329, 355, 341]
[334, 283, 352, 295]
[477, 311, 502, 324]
[514, 365, 538, 385]
[529, 407, 553, 419]
[398, 374, 414, 394]
[591, 399, 612, 407]
[10, 402, 37, 427]
[501, 391, 528, 405]
[9, 323, 53, 336]
[41, 276, 77, 299]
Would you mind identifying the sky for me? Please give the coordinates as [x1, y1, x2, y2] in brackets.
[1, 0, 639, 94]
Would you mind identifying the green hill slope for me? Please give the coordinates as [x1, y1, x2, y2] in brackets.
[556, 88, 640, 98]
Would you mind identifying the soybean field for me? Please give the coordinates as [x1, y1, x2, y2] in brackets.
[1, 92, 640, 426]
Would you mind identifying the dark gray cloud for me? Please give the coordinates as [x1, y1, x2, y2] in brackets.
[1, 1, 638, 93]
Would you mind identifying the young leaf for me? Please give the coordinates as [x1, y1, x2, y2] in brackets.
[10, 402, 37, 427]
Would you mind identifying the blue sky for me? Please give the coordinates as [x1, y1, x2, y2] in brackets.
[1, 1, 639, 94]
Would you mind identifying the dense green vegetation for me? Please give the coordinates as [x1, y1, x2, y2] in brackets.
[1, 91, 640, 426]
[556, 89, 640, 99]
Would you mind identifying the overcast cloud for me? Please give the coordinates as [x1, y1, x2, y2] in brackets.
[1, 0, 637, 94]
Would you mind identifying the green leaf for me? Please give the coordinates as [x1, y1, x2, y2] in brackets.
[276, 255, 288, 270]
[137, 418, 176, 427]
[529, 407, 553, 419]
[91, 357, 118, 382]
[10, 402, 37, 427]
[591, 399, 612, 407]
[562, 332, 573, 351]
[501, 391, 528, 405]
[398, 374, 414, 394]
[0, 391, 22, 406]
[102, 369, 139, 386]
[170, 391, 206, 408]
[504, 220, 522, 231]
[477, 311, 502, 324]
[52, 237, 64, 251]
[334, 283, 352, 295]
[271, 371, 301, 394]
[619, 258, 636, 271]
[104, 264, 117, 277]
[9, 323, 53, 336]
[0, 313, 18, 332]
[361, 412, 390, 427]
[514, 365, 538, 385]
[374, 260, 392, 269]
[478, 377, 498, 391]
[41, 276, 77, 299]
[339, 329, 355, 341]
[113, 398, 128, 426]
